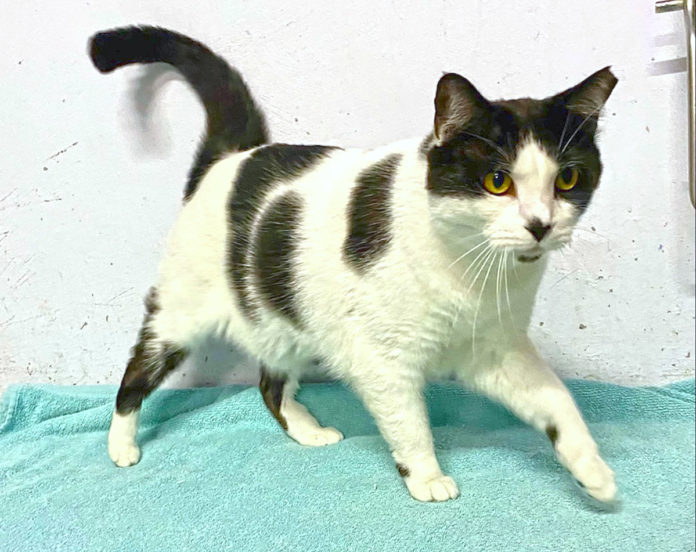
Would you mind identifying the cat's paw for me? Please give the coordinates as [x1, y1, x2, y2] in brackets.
[406, 474, 460, 502]
[571, 452, 617, 503]
[289, 425, 344, 447]
[108, 439, 141, 467]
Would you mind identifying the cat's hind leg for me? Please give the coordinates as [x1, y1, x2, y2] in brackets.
[259, 365, 343, 446]
[108, 289, 189, 466]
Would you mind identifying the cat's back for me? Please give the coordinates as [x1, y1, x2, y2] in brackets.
[182, 143, 358, 216]
[171, 140, 414, 250]
[156, 143, 368, 312]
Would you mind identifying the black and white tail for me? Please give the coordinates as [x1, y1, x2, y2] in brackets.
[89, 25, 269, 199]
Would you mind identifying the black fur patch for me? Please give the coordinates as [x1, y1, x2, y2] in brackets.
[343, 154, 402, 272]
[419, 133, 434, 157]
[228, 145, 336, 321]
[546, 425, 559, 446]
[254, 191, 303, 325]
[115, 288, 188, 413]
[427, 97, 603, 214]
[396, 463, 410, 478]
[89, 26, 268, 200]
[259, 365, 288, 430]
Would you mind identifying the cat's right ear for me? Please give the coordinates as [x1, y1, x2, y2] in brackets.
[434, 73, 489, 144]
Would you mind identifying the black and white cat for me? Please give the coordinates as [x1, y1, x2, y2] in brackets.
[90, 26, 618, 503]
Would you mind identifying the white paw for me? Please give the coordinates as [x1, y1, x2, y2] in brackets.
[570, 452, 617, 503]
[406, 474, 460, 502]
[108, 439, 141, 467]
[288, 425, 344, 447]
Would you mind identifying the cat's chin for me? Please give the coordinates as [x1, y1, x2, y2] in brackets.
[517, 253, 542, 263]
[517, 247, 545, 263]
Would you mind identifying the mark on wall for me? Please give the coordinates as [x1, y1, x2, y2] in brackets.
[45, 141, 78, 161]
[0, 189, 17, 204]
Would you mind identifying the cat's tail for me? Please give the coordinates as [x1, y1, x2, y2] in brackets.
[88, 26, 269, 199]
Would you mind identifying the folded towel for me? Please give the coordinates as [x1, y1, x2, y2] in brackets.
[1, 379, 693, 551]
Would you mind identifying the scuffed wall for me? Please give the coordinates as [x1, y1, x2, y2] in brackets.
[1, 0, 693, 391]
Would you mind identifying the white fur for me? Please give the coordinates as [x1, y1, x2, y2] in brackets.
[108, 411, 140, 467]
[406, 474, 460, 502]
[111, 136, 615, 503]
[280, 380, 344, 446]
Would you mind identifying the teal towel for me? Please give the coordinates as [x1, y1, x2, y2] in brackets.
[1, 380, 694, 551]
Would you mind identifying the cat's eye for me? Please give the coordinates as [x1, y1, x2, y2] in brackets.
[482, 171, 513, 195]
[555, 168, 579, 191]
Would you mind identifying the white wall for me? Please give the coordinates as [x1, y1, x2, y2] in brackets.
[1, 0, 693, 391]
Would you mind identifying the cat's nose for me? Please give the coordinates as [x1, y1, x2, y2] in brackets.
[525, 219, 551, 242]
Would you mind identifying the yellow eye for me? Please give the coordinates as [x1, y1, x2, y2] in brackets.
[483, 171, 513, 195]
[556, 168, 579, 191]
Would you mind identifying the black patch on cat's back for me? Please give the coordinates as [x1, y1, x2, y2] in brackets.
[227, 144, 337, 321]
[343, 154, 402, 272]
[253, 191, 303, 325]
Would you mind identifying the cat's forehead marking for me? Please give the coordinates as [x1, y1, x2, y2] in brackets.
[510, 138, 558, 222]
[511, 138, 558, 179]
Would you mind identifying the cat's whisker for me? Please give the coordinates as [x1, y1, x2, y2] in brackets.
[463, 247, 496, 344]
[511, 253, 522, 284]
[461, 252, 491, 311]
[459, 244, 493, 285]
[453, 245, 494, 342]
[503, 249, 514, 325]
[557, 110, 572, 151]
[572, 226, 611, 243]
[462, 131, 510, 162]
[472, 250, 497, 360]
[459, 246, 492, 286]
[448, 240, 489, 329]
[447, 238, 488, 270]
[464, 247, 496, 296]
[495, 249, 504, 328]
[560, 104, 603, 153]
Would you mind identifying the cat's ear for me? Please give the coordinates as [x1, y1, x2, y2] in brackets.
[557, 66, 618, 119]
[434, 73, 490, 143]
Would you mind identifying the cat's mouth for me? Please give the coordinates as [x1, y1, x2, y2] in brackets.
[517, 248, 544, 263]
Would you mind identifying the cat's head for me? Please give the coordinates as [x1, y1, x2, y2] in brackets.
[425, 67, 617, 263]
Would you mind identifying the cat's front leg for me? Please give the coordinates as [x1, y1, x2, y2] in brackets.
[461, 337, 617, 503]
[350, 367, 459, 502]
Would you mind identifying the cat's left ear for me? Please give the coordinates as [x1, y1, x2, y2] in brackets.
[556, 66, 618, 119]
[434, 73, 490, 144]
